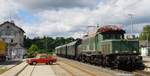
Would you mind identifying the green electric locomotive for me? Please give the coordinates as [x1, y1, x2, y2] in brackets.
[56, 25, 145, 71]
[77, 25, 144, 70]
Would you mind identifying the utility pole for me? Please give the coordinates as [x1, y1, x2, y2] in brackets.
[128, 14, 134, 35]
[146, 32, 149, 51]
[45, 36, 48, 51]
[142, 31, 149, 54]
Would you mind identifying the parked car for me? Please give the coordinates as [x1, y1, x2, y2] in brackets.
[27, 54, 57, 65]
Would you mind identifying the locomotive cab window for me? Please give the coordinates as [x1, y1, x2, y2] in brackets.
[102, 33, 124, 39]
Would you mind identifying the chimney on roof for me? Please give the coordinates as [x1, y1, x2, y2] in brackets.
[10, 20, 14, 23]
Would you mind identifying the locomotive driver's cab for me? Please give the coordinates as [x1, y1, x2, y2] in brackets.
[97, 25, 125, 40]
[102, 32, 125, 39]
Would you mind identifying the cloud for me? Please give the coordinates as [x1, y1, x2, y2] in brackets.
[19, 0, 150, 38]
[19, 8, 91, 38]
[0, 0, 21, 22]
[0, 0, 150, 38]
[17, 0, 97, 10]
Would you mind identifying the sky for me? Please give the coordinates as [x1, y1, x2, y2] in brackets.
[0, 0, 150, 38]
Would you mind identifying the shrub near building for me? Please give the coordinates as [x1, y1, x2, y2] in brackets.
[27, 44, 38, 58]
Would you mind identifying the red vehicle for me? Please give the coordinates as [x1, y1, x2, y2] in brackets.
[27, 54, 57, 65]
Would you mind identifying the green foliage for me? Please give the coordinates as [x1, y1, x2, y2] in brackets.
[27, 44, 38, 57]
[24, 36, 33, 49]
[139, 25, 150, 40]
[0, 68, 8, 74]
[24, 36, 75, 56]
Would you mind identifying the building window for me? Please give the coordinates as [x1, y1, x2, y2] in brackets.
[11, 39, 13, 43]
[6, 31, 11, 35]
[2, 31, 5, 35]
[7, 26, 10, 29]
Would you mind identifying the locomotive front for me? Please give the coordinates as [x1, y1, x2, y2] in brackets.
[109, 40, 144, 70]
[98, 25, 145, 70]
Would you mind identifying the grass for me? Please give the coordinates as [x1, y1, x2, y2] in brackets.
[0, 68, 8, 74]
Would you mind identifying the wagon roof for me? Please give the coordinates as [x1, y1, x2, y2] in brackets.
[66, 41, 77, 46]
[56, 44, 67, 48]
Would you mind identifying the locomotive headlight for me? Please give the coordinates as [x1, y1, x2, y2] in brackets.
[133, 51, 137, 53]
[115, 50, 118, 53]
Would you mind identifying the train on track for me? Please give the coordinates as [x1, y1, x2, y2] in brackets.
[0, 39, 6, 61]
[55, 25, 145, 71]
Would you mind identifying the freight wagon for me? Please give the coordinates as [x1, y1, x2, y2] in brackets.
[0, 39, 6, 61]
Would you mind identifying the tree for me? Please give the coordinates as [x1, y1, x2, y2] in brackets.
[65, 37, 75, 43]
[24, 36, 75, 54]
[139, 25, 150, 40]
[24, 36, 33, 49]
[27, 44, 39, 57]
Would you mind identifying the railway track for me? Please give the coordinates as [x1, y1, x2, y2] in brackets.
[57, 61, 97, 76]
[16, 64, 56, 76]
[59, 57, 134, 76]
[29, 65, 36, 76]
[56, 63, 77, 76]
[13, 59, 150, 76]
[16, 64, 36, 76]
[133, 67, 150, 76]
[59, 57, 150, 76]
[134, 71, 150, 76]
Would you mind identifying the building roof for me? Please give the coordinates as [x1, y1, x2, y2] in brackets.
[0, 21, 25, 33]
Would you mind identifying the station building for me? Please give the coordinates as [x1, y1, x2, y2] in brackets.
[140, 41, 150, 56]
[0, 21, 26, 60]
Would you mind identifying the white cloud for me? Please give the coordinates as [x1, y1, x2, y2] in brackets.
[17, 0, 97, 10]
[0, 0, 150, 38]
[0, 0, 21, 22]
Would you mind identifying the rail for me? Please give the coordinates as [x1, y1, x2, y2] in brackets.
[133, 70, 150, 76]
[59, 57, 133, 76]
[15, 64, 36, 76]
[58, 61, 97, 76]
